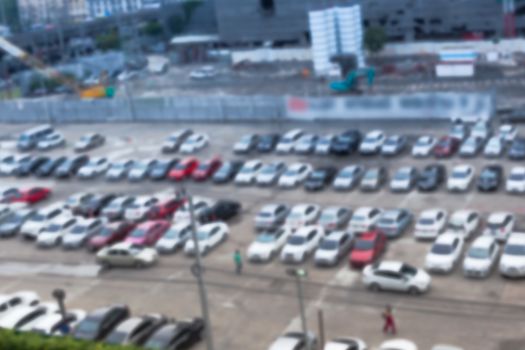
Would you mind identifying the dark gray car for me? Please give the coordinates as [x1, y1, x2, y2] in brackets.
[0, 209, 35, 237]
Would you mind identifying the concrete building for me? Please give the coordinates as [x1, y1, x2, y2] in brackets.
[213, 0, 512, 44]
[85, 0, 162, 18]
[18, 0, 88, 26]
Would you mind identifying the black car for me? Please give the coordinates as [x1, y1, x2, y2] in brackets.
[330, 130, 362, 155]
[55, 155, 89, 178]
[212, 161, 244, 184]
[257, 134, 280, 153]
[36, 156, 67, 177]
[508, 138, 525, 160]
[304, 166, 338, 191]
[198, 200, 241, 223]
[417, 164, 446, 192]
[143, 319, 204, 350]
[477, 165, 503, 192]
[15, 156, 49, 177]
[76, 193, 116, 217]
[149, 159, 179, 181]
[105, 314, 167, 346]
[73, 304, 130, 341]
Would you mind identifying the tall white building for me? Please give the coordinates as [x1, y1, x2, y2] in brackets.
[86, 0, 161, 18]
[18, 0, 88, 26]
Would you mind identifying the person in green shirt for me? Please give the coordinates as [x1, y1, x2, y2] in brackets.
[233, 249, 243, 275]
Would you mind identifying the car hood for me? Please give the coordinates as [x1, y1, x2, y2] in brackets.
[126, 237, 147, 245]
[129, 169, 145, 177]
[500, 254, 525, 267]
[464, 257, 491, 270]
[89, 236, 109, 246]
[63, 234, 86, 244]
[350, 250, 373, 262]
[156, 237, 181, 249]
[314, 249, 338, 260]
[426, 253, 455, 266]
[334, 177, 352, 186]
[0, 223, 19, 232]
[248, 242, 274, 255]
[281, 244, 307, 255]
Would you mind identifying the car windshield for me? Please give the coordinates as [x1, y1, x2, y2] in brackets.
[352, 216, 366, 222]
[130, 229, 146, 237]
[464, 138, 476, 147]
[394, 170, 410, 180]
[70, 225, 86, 234]
[3, 213, 22, 224]
[510, 173, 525, 181]
[112, 162, 127, 169]
[384, 138, 398, 146]
[487, 138, 499, 147]
[288, 212, 303, 220]
[431, 243, 453, 255]
[288, 235, 305, 245]
[481, 171, 496, 179]
[31, 213, 46, 222]
[468, 247, 490, 259]
[487, 221, 505, 230]
[76, 319, 98, 335]
[98, 227, 114, 237]
[319, 213, 335, 222]
[197, 163, 209, 171]
[364, 135, 379, 143]
[310, 171, 325, 180]
[354, 240, 373, 250]
[240, 135, 252, 143]
[451, 169, 470, 179]
[401, 264, 417, 276]
[504, 244, 525, 256]
[378, 218, 395, 226]
[261, 166, 277, 175]
[340, 169, 355, 178]
[256, 233, 277, 243]
[418, 218, 435, 226]
[363, 170, 377, 179]
[165, 228, 184, 239]
[318, 137, 330, 145]
[257, 211, 272, 218]
[319, 238, 338, 250]
[416, 137, 430, 146]
[135, 162, 148, 170]
[105, 331, 127, 345]
[283, 168, 299, 176]
[196, 231, 210, 240]
[46, 224, 62, 232]
[473, 124, 486, 133]
[447, 221, 464, 231]
[240, 166, 256, 174]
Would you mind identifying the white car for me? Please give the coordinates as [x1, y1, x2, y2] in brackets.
[269, 332, 317, 350]
[77, 157, 109, 179]
[483, 136, 503, 157]
[411, 135, 436, 157]
[275, 129, 304, 154]
[189, 66, 217, 80]
[184, 222, 229, 256]
[470, 120, 491, 140]
[155, 222, 192, 253]
[499, 124, 517, 142]
[431, 345, 463, 350]
[446, 210, 480, 240]
[314, 134, 335, 155]
[247, 227, 292, 263]
[97, 242, 159, 268]
[506, 167, 525, 193]
[0, 155, 31, 175]
[63, 192, 93, 211]
[0, 303, 56, 330]
[234, 159, 263, 185]
[36, 132, 66, 150]
[293, 134, 318, 154]
[317, 206, 351, 232]
[379, 339, 418, 350]
[414, 209, 448, 240]
[359, 130, 385, 155]
[179, 133, 209, 153]
[278, 163, 312, 188]
[233, 134, 257, 154]
[128, 159, 157, 181]
[499, 233, 525, 277]
[36, 216, 77, 247]
[363, 261, 431, 294]
[447, 165, 474, 192]
[255, 161, 286, 186]
[20, 205, 70, 240]
[484, 212, 515, 242]
[254, 204, 289, 230]
[18, 302, 61, 332]
[174, 197, 213, 222]
[314, 230, 353, 266]
[31, 309, 86, 335]
[389, 166, 417, 192]
[348, 207, 382, 234]
[463, 235, 499, 278]
[324, 337, 367, 350]
[61, 218, 105, 249]
[284, 204, 321, 230]
[124, 196, 159, 221]
[0, 291, 39, 320]
[280, 225, 324, 263]
[458, 136, 482, 156]
[425, 233, 464, 273]
[332, 165, 364, 191]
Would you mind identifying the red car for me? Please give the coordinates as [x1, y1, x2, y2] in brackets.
[433, 136, 459, 158]
[192, 157, 222, 181]
[124, 220, 170, 246]
[146, 197, 186, 220]
[2, 187, 51, 204]
[349, 230, 386, 269]
[168, 157, 199, 181]
[87, 221, 136, 251]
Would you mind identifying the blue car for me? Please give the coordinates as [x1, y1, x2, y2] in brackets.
[376, 209, 413, 238]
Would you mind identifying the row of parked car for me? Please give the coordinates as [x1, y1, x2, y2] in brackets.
[231, 122, 520, 158]
[0, 290, 203, 349]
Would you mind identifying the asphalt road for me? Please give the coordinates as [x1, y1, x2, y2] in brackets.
[0, 121, 523, 350]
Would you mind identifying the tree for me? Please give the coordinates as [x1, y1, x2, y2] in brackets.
[364, 26, 387, 53]
[96, 30, 121, 51]
[141, 20, 163, 37]
[2, 0, 20, 32]
[168, 15, 186, 34]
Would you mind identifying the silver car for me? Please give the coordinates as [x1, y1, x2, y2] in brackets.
[254, 204, 289, 230]
[314, 231, 353, 266]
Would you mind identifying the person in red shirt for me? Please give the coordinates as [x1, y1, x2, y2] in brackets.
[382, 305, 396, 335]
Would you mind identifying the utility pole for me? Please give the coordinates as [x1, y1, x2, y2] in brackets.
[185, 189, 215, 350]
[286, 268, 310, 350]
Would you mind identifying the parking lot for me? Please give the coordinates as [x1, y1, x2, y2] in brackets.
[0, 120, 524, 349]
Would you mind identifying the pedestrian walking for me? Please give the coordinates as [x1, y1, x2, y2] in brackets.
[233, 249, 243, 275]
[382, 305, 396, 335]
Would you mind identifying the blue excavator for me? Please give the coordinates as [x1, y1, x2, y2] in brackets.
[329, 67, 376, 93]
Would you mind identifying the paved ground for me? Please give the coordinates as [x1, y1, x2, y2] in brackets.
[0, 121, 524, 349]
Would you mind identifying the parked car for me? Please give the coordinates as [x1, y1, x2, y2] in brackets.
[447, 165, 475, 192]
[168, 157, 199, 181]
[1, 187, 51, 205]
[317, 206, 351, 232]
[198, 200, 241, 224]
[106, 160, 135, 181]
[324, 338, 367, 350]
[360, 166, 386, 192]
[381, 135, 407, 156]
[278, 163, 312, 188]
[293, 134, 318, 154]
[349, 230, 386, 268]
[55, 155, 89, 178]
[155, 222, 192, 254]
[128, 159, 158, 181]
[446, 210, 480, 240]
[459, 136, 483, 157]
[0, 208, 35, 237]
[37, 156, 67, 177]
[247, 227, 292, 263]
[173, 197, 213, 223]
[184, 222, 229, 256]
[378, 339, 418, 350]
[506, 166, 525, 193]
[255, 204, 289, 230]
[146, 197, 185, 220]
[499, 233, 525, 277]
[280, 225, 324, 263]
[88, 221, 136, 251]
[105, 314, 167, 346]
[483, 136, 504, 157]
[74, 133, 105, 152]
[124, 220, 170, 246]
[192, 157, 222, 181]
[330, 130, 361, 155]
[284, 204, 321, 230]
[101, 196, 137, 221]
[362, 261, 431, 294]
[314, 230, 353, 266]
[425, 233, 464, 273]
[0, 155, 31, 176]
[463, 235, 499, 278]
[332, 165, 364, 191]
[0, 303, 57, 330]
[276, 129, 304, 154]
[255, 161, 286, 186]
[390, 166, 417, 192]
[359, 130, 385, 155]
[76, 193, 116, 217]
[77, 157, 110, 179]
[20, 205, 68, 240]
[149, 159, 178, 180]
[348, 207, 382, 234]
[143, 319, 204, 350]
[233, 134, 259, 154]
[97, 242, 158, 268]
[449, 123, 468, 141]
[36, 132, 66, 151]
[64, 192, 95, 212]
[413, 207, 448, 240]
[434, 136, 459, 158]
[61, 217, 106, 249]
[484, 212, 515, 242]
[508, 137, 525, 160]
[304, 166, 337, 191]
[161, 129, 193, 153]
[417, 164, 446, 192]
[499, 124, 517, 143]
[268, 332, 317, 350]
[234, 159, 263, 185]
[15, 156, 49, 177]
[73, 305, 130, 341]
[257, 133, 280, 153]
[36, 216, 77, 247]
[180, 133, 209, 153]
[470, 120, 491, 140]
[411, 135, 436, 157]
[477, 164, 503, 191]
[31, 309, 86, 335]
[314, 134, 335, 155]
[376, 209, 412, 238]
[212, 160, 243, 184]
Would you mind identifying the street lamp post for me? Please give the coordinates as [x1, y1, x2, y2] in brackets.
[286, 268, 310, 350]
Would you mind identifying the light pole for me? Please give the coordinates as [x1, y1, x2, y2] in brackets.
[286, 268, 310, 350]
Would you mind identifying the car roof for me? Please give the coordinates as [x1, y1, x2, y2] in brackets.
[382, 209, 404, 219]
[377, 260, 403, 272]
[435, 233, 460, 244]
[261, 204, 281, 212]
[283, 129, 303, 137]
[113, 317, 144, 333]
[321, 206, 344, 215]
[200, 222, 225, 232]
[291, 204, 317, 213]
[450, 210, 475, 222]
[366, 130, 383, 137]
[111, 242, 137, 250]
[244, 159, 261, 167]
[421, 209, 445, 218]
[417, 135, 433, 141]
[325, 231, 347, 240]
[134, 196, 155, 205]
[510, 166, 525, 174]
[488, 212, 512, 223]
[452, 164, 472, 172]
[51, 215, 75, 225]
[396, 166, 413, 173]
[354, 207, 375, 215]
[288, 163, 308, 171]
[295, 225, 320, 236]
[471, 235, 495, 249]
[507, 233, 525, 245]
